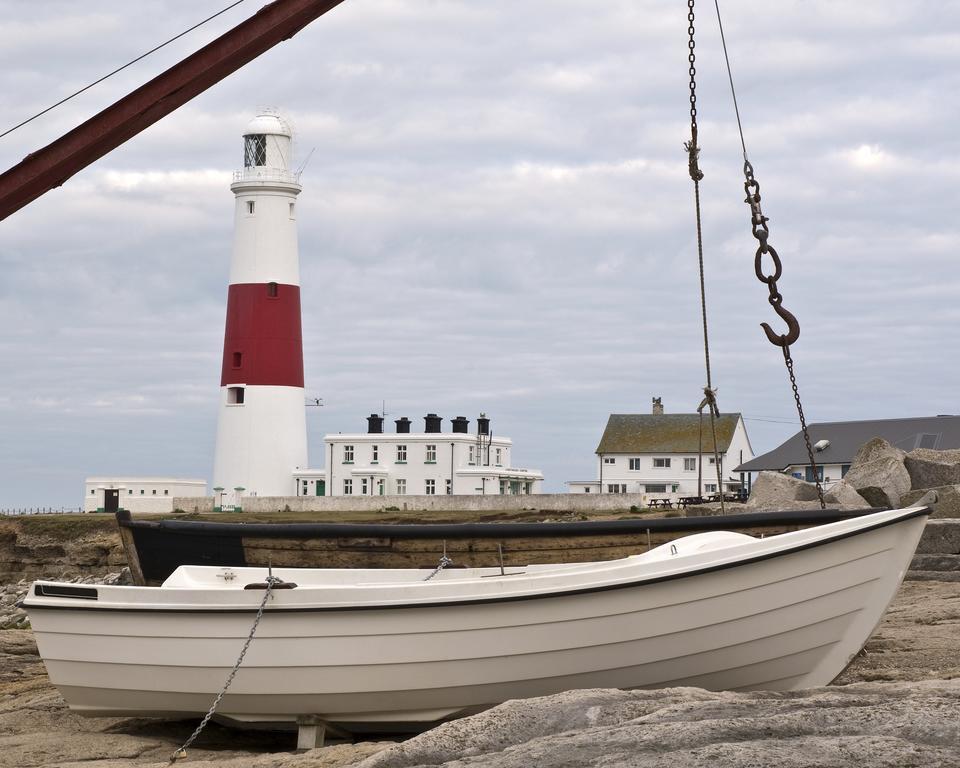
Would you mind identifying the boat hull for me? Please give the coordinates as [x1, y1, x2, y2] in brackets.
[26, 508, 927, 729]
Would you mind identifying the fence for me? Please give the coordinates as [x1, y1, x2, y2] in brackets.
[0, 507, 83, 516]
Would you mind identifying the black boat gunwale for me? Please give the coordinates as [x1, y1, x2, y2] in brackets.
[25, 507, 929, 614]
[116, 506, 885, 540]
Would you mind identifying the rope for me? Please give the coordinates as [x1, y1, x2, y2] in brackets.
[168, 574, 280, 764]
[685, 0, 725, 514]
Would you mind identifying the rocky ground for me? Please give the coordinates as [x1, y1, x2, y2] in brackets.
[1, 578, 958, 768]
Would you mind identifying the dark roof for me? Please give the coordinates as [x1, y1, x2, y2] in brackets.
[596, 413, 742, 454]
[735, 415, 960, 472]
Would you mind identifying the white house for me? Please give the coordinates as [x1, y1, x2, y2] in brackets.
[295, 413, 543, 497]
[84, 477, 207, 514]
[567, 399, 754, 503]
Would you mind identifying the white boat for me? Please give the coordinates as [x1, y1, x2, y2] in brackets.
[23, 506, 928, 731]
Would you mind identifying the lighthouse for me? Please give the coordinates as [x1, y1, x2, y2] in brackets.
[212, 112, 307, 500]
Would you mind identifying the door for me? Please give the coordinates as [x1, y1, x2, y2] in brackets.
[104, 489, 120, 514]
[316, 480, 325, 496]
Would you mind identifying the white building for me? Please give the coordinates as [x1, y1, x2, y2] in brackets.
[294, 413, 544, 497]
[567, 399, 754, 503]
[212, 111, 308, 499]
[84, 477, 207, 514]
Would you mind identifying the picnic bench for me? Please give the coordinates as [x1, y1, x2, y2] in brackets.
[648, 498, 674, 509]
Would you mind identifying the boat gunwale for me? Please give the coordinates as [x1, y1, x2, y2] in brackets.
[116, 506, 887, 540]
[26, 506, 930, 614]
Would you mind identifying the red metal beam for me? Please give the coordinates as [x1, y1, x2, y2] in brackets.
[0, 0, 346, 221]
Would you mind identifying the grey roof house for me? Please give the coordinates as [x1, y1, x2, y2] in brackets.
[735, 415, 960, 475]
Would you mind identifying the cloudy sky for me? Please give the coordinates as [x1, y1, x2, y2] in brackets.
[1, 1, 957, 508]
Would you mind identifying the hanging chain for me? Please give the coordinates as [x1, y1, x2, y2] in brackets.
[712, 0, 826, 509]
[169, 575, 281, 764]
[685, 0, 725, 512]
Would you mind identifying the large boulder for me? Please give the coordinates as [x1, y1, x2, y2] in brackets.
[844, 438, 910, 508]
[823, 480, 871, 509]
[904, 448, 960, 490]
[853, 436, 907, 466]
[902, 485, 960, 519]
[745, 471, 820, 509]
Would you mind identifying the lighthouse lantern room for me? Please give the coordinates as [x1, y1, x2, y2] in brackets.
[212, 112, 308, 499]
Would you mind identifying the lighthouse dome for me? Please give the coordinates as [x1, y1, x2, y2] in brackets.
[243, 112, 293, 138]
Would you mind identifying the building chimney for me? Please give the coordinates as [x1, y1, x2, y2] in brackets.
[477, 413, 490, 435]
[451, 416, 470, 434]
[652, 397, 664, 416]
[366, 413, 384, 434]
[424, 413, 443, 433]
[395, 417, 411, 434]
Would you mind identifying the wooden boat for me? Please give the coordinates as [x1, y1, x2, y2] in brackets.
[25, 506, 928, 731]
[115, 506, 884, 586]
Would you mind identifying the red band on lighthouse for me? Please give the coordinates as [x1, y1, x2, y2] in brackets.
[220, 282, 304, 387]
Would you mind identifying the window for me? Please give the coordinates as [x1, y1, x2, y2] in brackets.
[500, 480, 508, 495]
[425, 479, 436, 495]
[645, 484, 667, 493]
[603, 457, 615, 465]
[396, 479, 406, 495]
[841, 463, 851, 478]
[805, 466, 824, 483]
[152, 489, 157, 495]
[709, 457, 717, 465]
[289, 202, 296, 218]
[244, 134, 266, 167]
[343, 445, 354, 463]
[343, 479, 353, 495]
[445, 479, 452, 495]
[607, 484, 627, 494]
[629, 458, 642, 471]
[917, 433, 940, 449]
[653, 458, 671, 468]
[267, 282, 278, 298]
[469, 445, 475, 464]
[361, 478, 368, 495]
[584, 487, 591, 493]
[227, 386, 245, 405]
[396, 445, 407, 462]
[425, 444, 437, 463]
[127, 490, 132, 495]
[232, 352, 242, 368]
[164, 489, 169, 495]
[372, 445, 379, 462]
[90, 490, 95, 495]
[140, 489, 145, 495]
[684, 458, 697, 471]
[246, 200, 255, 215]
[495, 448, 502, 465]
[705, 483, 717, 493]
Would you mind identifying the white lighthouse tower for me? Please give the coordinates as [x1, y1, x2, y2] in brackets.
[213, 112, 307, 501]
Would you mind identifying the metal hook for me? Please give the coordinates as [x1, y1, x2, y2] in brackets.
[760, 300, 800, 347]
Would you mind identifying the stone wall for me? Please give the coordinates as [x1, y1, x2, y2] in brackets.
[173, 493, 653, 515]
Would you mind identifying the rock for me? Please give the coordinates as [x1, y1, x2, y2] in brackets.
[916, 520, 960, 554]
[902, 486, 960, 519]
[904, 449, 960, 490]
[746, 471, 820, 509]
[360, 682, 960, 768]
[852, 437, 907, 467]
[823, 480, 871, 509]
[844, 457, 911, 508]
